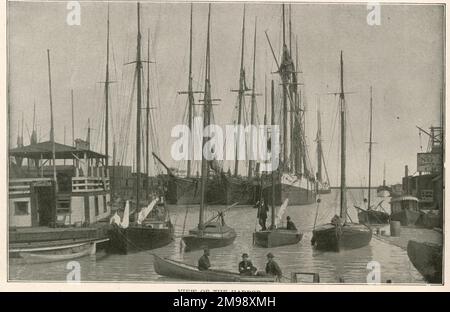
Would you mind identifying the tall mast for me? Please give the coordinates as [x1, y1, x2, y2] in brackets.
[104, 7, 111, 173]
[199, 3, 212, 229]
[270, 79, 275, 229]
[383, 163, 386, 187]
[339, 51, 347, 221]
[112, 142, 116, 198]
[46, 49, 57, 184]
[264, 74, 267, 126]
[281, 4, 288, 170]
[146, 28, 151, 202]
[248, 17, 257, 179]
[289, 4, 292, 55]
[186, 4, 194, 177]
[71, 89, 74, 146]
[21, 112, 24, 145]
[234, 5, 246, 177]
[86, 118, 91, 147]
[31, 101, 37, 144]
[289, 6, 294, 171]
[317, 99, 322, 183]
[367, 86, 373, 210]
[135, 2, 142, 211]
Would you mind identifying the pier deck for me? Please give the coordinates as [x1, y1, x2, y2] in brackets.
[374, 226, 442, 250]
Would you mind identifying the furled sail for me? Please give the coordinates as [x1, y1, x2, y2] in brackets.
[276, 198, 289, 226]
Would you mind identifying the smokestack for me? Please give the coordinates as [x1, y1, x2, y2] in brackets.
[404, 165, 409, 194]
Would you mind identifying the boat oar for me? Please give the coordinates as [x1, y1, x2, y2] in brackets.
[203, 202, 239, 225]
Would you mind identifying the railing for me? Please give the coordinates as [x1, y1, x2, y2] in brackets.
[9, 178, 52, 196]
[72, 177, 110, 193]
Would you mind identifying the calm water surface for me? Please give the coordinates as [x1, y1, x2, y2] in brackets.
[9, 189, 424, 283]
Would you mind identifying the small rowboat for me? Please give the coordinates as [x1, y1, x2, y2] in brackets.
[153, 255, 276, 282]
[10, 240, 100, 264]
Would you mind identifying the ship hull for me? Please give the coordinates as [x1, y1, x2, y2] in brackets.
[182, 223, 237, 251]
[253, 229, 303, 248]
[107, 222, 174, 254]
[390, 210, 421, 226]
[407, 240, 442, 283]
[223, 177, 255, 205]
[311, 223, 372, 252]
[262, 173, 316, 206]
[357, 210, 390, 225]
[166, 176, 201, 205]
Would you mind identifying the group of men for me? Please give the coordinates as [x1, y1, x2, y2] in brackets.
[198, 248, 283, 280]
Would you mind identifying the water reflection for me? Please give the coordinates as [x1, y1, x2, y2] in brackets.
[9, 189, 424, 284]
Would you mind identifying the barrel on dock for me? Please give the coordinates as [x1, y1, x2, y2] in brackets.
[390, 221, 401, 237]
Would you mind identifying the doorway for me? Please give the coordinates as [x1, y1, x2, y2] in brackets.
[35, 186, 55, 226]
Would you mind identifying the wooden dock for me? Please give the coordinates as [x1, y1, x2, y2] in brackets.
[9, 223, 109, 244]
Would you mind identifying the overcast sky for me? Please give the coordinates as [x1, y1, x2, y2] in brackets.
[8, 1, 444, 186]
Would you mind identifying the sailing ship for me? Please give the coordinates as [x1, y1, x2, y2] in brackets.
[377, 163, 391, 197]
[181, 4, 237, 252]
[253, 80, 303, 248]
[107, 3, 174, 254]
[263, 5, 316, 205]
[220, 6, 258, 206]
[311, 51, 372, 252]
[357, 87, 390, 225]
[165, 4, 201, 205]
[316, 103, 331, 194]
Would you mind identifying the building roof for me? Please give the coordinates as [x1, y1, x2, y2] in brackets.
[9, 141, 106, 160]
[391, 195, 419, 203]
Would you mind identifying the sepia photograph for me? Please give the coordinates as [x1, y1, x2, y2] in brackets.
[5, 0, 445, 286]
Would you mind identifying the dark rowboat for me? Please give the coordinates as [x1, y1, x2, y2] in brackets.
[407, 240, 442, 284]
[153, 255, 276, 282]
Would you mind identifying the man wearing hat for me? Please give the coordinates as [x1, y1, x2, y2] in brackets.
[265, 253, 282, 280]
[286, 216, 297, 231]
[238, 253, 257, 276]
[198, 247, 211, 271]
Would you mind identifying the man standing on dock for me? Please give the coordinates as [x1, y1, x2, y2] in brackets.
[198, 247, 211, 271]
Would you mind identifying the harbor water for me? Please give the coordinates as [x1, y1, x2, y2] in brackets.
[9, 189, 425, 283]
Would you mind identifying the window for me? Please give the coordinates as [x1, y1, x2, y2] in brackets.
[14, 201, 29, 216]
[421, 190, 434, 202]
[94, 196, 99, 216]
[103, 195, 107, 213]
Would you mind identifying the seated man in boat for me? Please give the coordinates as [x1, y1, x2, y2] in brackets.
[198, 247, 211, 271]
[286, 216, 297, 231]
[265, 253, 282, 280]
[238, 253, 257, 276]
